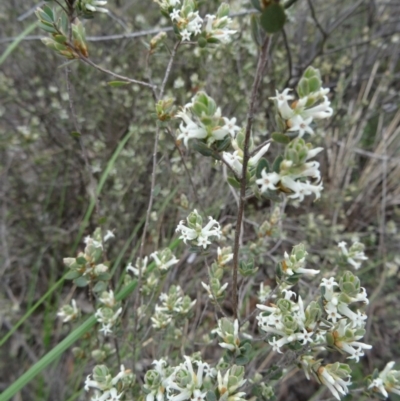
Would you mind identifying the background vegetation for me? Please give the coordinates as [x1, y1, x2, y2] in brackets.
[0, 0, 399, 400]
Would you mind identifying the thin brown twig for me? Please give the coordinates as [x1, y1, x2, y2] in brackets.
[132, 42, 181, 360]
[79, 55, 156, 89]
[232, 35, 271, 320]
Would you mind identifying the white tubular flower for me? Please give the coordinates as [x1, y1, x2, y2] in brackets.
[270, 89, 294, 119]
[170, 8, 181, 22]
[301, 96, 333, 120]
[338, 241, 368, 270]
[103, 230, 115, 242]
[222, 117, 241, 137]
[176, 210, 221, 249]
[180, 28, 192, 42]
[99, 290, 116, 308]
[84, 0, 109, 13]
[288, 115, 314, 138]
[126, 256, 148, 276]
[57, 299, 80, 323]
[150, 249, 178, 271]
[256, 170, 280, 193]
[177, 117, 207, 147]
[368, 361, 400, 398]
[281, 176, 323, 202]
[223, 143, 270, 179]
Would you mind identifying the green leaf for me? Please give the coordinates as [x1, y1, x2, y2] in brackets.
[256, 158, 269, 178]
[73, 276, 88, 287]
[192, 141, 214, 157]
[70, 131, 81, 138]
[97, 273, 111, 281]
[272, 155, 283, 173]
[215, 136, 231, 152]
[235, 355, 249, 365]
[260, 3, 286, 33]
[227, 175, 241, 188]
[108, 81, 130, 87]
[250, 0, 262, 12]
[64, 271, 81, 280]
[261, 189, 282, 202]
[206, 391, 217, 401]
[76, 256, 87, 265]
[38, 22, 57, 33]
[308, 76, 321, 93]
[92, 281, 107, 293]
[272, 132, 290, 144]
[42, 5, 54, 20]
[53, 34, 67, 44]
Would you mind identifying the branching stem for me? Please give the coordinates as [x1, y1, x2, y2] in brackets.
[232, 36, 271, 320]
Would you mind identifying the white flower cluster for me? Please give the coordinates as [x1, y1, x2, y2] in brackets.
[176, 92, 240, 148]
[95, 290, 122, 336]
[368, 361, 400, 398]
[279, 243, 320, 277]
[212, 318, 240, 353]
[257, 289, 319, 353]
[85, 364, 134, 401]
[256, 139, 324, 202]
[155, 1, 236, 44]
[271, 86, 332, 138]
[151, 285, 196, 330]
[320, 276, 371, 362]
[338, 241, 368, 270]
[150, 248, 179, 272]
[257, 271, 372, 399]
[57, 299, 80, 323]
[176, 209, 221, 249]
[144, 356, 246, 401]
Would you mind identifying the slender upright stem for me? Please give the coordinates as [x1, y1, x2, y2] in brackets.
[132, 42, 180, 360]
[231, 36, 270, 320]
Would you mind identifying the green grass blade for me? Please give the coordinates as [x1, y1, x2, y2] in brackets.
[0, 21, 39, 66]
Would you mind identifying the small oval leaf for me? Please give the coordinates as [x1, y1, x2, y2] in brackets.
[260, 3, 286, 33]
[272, 132, 290, 144]
[108, 81, 130, 87]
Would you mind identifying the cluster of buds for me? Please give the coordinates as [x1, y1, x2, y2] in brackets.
[151, 285, 196, 330]
[155, 1, 236, 45]
[57, 299, 80, 323]
[36, 6, 89, 59]
[144, 356, 246, 401]
[95, 290, 122, 336]
[176, 209, 221, 249]
[338, 241, 368, 270]
[176, 92, 240, 148]
[201, 248, 231, 302]
[84, 364, 134, 401]
[63, 229, 110, 289]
